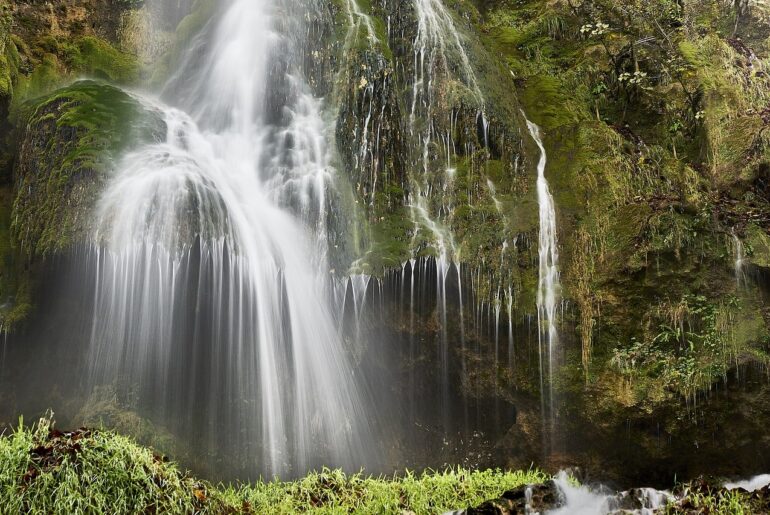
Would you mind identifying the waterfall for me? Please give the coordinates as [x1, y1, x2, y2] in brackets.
[411, 0, 482, 111]
[525, 117, 560, 445]
[86, 0, 375, 477]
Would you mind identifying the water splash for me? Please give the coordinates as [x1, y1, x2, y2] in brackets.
[549, 471, 670, 515]
[448, 470, 674, 514]
[87, 0, 375, 477]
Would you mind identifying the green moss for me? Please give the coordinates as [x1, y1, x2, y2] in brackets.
[354, 206, 413, 274]
[0, 16, 19, 99]
[68, 36, 141, 83]
[520, 76, 581, 131]
[11, 54, 65, 113]
[0, 186, 31, 331]
[9, 35, 142, 120]
[465, 0, 770, 407]
[745, 223, 770, 268]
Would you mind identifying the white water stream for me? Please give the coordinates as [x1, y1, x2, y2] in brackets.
[525, 117, 560, 445]
[542, 472, 770, 514]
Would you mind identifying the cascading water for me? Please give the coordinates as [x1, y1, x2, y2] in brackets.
[546, 471, 671, 515]
[86, 0, 375, 477]
[725, 474, 770, 491]
[525, 117, 560, 449]
[449, 472, 770, 514]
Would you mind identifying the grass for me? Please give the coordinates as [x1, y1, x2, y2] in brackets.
[666, 480, 760, 514]
[0, 415, 548, 514]
[225, 467, 548, 514]
[0, 416, 212, 514]
[2, 414, 762, 513]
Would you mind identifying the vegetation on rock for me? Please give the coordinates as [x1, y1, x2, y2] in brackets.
[12, 81, 163, 258]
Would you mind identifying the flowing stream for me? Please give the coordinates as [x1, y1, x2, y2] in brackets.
[86, 0, 374, 477]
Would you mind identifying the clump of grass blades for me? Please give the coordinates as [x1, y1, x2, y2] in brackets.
[0, 414, 216, 514]
[224, 467, 548, 514]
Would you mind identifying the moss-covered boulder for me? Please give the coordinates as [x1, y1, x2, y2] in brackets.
[12, 80, 164, 258]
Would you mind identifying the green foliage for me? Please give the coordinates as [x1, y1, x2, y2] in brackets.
[0, 415, 548, 514]
[477, 0, 770, 393]
[665, 481, 758, 514]
[609, 293, 765, 403]
[0, 7, 19, 99]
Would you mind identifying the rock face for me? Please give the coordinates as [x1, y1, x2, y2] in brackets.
[10, 0, 129, 45]
[466, 477, 770, 514]
[0, 0, 152, 328]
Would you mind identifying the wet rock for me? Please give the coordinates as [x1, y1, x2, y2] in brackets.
[465, 481, 560, 514]
[750, 485, 770, 512]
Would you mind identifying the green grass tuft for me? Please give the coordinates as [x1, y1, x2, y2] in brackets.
[0, 415, 215, 514]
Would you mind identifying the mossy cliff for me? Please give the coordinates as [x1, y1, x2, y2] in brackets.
[432, 0, 770, 475]
[319, 0, 531, 278]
